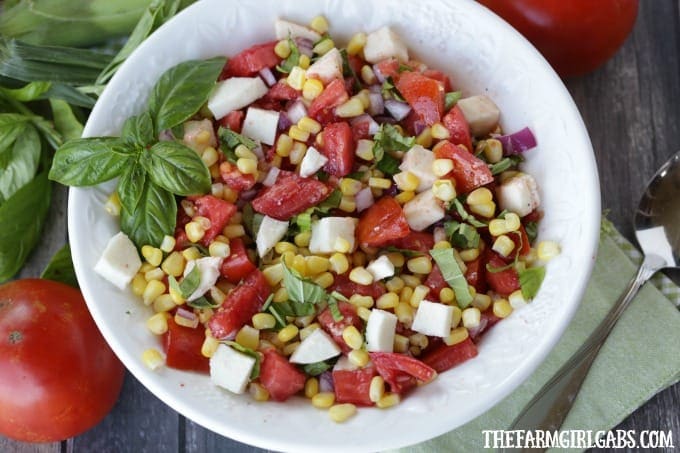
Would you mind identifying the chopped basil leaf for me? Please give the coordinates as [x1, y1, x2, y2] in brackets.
[276, 37, 300, 74]
[398, 64, 411, 73]
[430, 248, 473, 308]
[282, 264, 327, 305]
[340, 48, 362, 92]
[452, 198, 488, 228]
[267, 301, 290, 328]
[218, 126, 257, 151]
[186, 296, 219, 309]
[261, 293, 275, 312]
[224, 341, 261, 379]
[316, 169, 330, 181]
[346, 171, 366, 180]
[381, 77, 405, 102]
[372, 123, 415, 163]
[375, 152, 400, 176]
[445, 220, 480, 249]
[524, 221, 538, 243]
[444, 91, 462, 111]
[168, 264, 201, 299]
[303, 361, 332, 376]
[328, 290, 347, 321]
[317, 189, 342, 212]
[293, 189, 342, 232]
[519, 266, 545, 300]
[384, 246, 423, 258]
[294, 211, 313, 232]
[489, 155, 523, 175]
[242, 203, 264, 238]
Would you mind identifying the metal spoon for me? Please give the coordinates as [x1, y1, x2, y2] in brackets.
[503, 151, 680, 451]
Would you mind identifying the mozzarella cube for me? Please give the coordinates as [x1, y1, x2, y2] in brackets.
[183, 256, 223, 301]
[412, 300, 454, 337]
[403, 189, 445, 231]
[306, 48, 343, 84]
[183, 119, 216, 152]
[94, 232, 142, 290]
[309, 217, 358, 254]
[256, 215, 289, 257]
[241, 107, 280, 145]
[207, 77, 268, 120]
[299, 146, 328, 178]
[457, 95, 501, 137]
[289, 328, 342, 364]
[398, 145, 436, 192]
[365, 309, 398, 352]
[496, 173, 541, 217]
[210, 344, 256, 394]
[363, 26, 409, 63]
[275, 19, 322, 42]
[366, 255, 395, 281]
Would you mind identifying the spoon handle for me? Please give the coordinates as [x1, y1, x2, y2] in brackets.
[503, 254, 664, 452]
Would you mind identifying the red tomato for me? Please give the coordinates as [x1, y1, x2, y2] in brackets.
[308, 79, 349, 124]
[424, 265, 448, 301]
[442, 105, 473, 151]
[221, 41, 280, 77]
[369, 352, 437, 394]
[251, 170, 332, 220]
[374, 58, 400, 80]
[320, 122, 355, 177]
[356, 196, 410, 247]
[433, 141, 494, 194]
[511, 224, 531, 258]
[329, 273, 386, 301]
[259, 349, 306, 401]
[208, 270, 271, 340]
[388, 230, 435, 253]
[0, 279, 124, 442]
[395, 71, 444, 126]
[265, 81, 301, 101]
[464, 255, 487, 293]
[485, 252, 521, 296]
[478, 0, 638, 77]
[421, 337, 478, 373]
[422, 69, 453, 92]
[193, 195, 237, 245]
[332, 367, 377, 406]
[220, 237, 257, 283]
[220, 161, 256, 192]
[164, 317, 210, 373]
[219, 110, 244, 133]
[317, 301, 364, 354]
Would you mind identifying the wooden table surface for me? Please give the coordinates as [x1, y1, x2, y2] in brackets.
[3, 1, 679, 452]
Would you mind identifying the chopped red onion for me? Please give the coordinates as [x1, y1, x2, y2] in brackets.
[368, 84, 382, 94]
[373, 115, 398, 125]
[262, 167, 280, 187]
[412, 120, 427, 136]
[286, 100, 307, 124]
[278, 112, 293, 131]
[295, 38, 314, 57]
[384, 99, 411, 121]
[176, 308, 199, 329]
[319, 371, 334, 392]
[495, 127, 537, 155]
[372, 64, 386, 83]
[468, 317, 489, 340]
[355, 187, 374, 212]
[258, 67, 277, 87]
[240, 188, 259, 202]
[367, 92, 385, 116]
[350, 114, 380, 137]
[433, 227, 447, 243]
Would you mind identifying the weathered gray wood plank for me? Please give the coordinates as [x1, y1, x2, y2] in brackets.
[184, 419, 275, 453]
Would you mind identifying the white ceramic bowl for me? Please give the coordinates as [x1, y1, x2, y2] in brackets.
[69, 0, 600, 451]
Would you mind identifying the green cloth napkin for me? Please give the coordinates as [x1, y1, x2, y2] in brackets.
[397, 221, 680, 452]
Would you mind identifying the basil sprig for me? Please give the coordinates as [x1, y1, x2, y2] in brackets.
[49, 57, 225, 248]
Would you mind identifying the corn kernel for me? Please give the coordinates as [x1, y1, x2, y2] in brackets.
[509, 289, 527, 309]
[301, 77, 324, 100]
[278, 324, 299, 343]
[299, 323, 320, 341]
[276, 134, 293, 157]
[223, 224, 246, 238]
[146, 312, 169, 335]
[348, 349, 369, 368]
[324, 255, 347, 276]
[484, 138, 504, 163]
[360, 64, 377, 84]
[142, 348, 164, 370]
[142, 280, 166, 305]
[385, 276, 405, 292]
[407, 256, 433, 275]
[504, 213, 521, 232]
[402, 274, 422, 288]
[298, 116, 322, 134]
[274, 39, 291, 58]
[354, 139, 374, 160]
[394, 302, 414, 327]
[334, 237, 351, 253]
[236, 157, 257, 175]
[335, 97, 364, 118]
[198, 335, 218, 358]
[451, 305, 462, 328]
[537, 241, 561, 261]
[312, 392, 336, 409]
[312, 272, 334, 289]
[416, 127, 433, 148]
[305, 377, 320, 398]
[432, 179, 456, 202]
[159, 235, 176, 253]
[273, 287, 289, 303]
[462, 307, 481, 329]
[439, 287, 455, 304]
[368, 376, 385, 403]
[368, 176, 392, 190]
[338, 180, 360, 198]
[393, 334, 409, 353]
[431, 122, 451, 140]
[249, 382, 270, 402]
[201, 146, 219, 167]
[410, 333, 429, 349]
[459, 248, 480, 262]
[234, 325, 259, 350]
[104, 192, 121, 216]
[313, 38, 335, 55]
[252, 313, 276, 330]
[153, 294, 176, 313]
[349, 294, 374, 308]
[347, 32, 367, 56]
[466, 187, 493, 205]
[444, 326, 469, 346]
[376, 393, 401, 409]
[472, 293, 492, 311]
[174, 310, 199, 328]
[145, 267, 165, 281]
[488, 219, 508, 237]
[357, 306, 372, 322]
[410, 284, 430, 308]
[140, 262, 155, 274]
[399, 286, 414, 305]
[305, 256, 330, 275]
[283, 342, 301, 357]
[222, 186, 239, 203]
[342, 325, 364, 350]
[431, 158, 453, 178]
[291, 231, 309, 248]
[338, 196, 356, 212]
[185, 221, 205, 243]
[291, 254, 307, 276]
[376, 292, 399, 310]
[329, 403, 357, 423]
[493, 299, 513, 318]
[393, 171, 419, 192]
[383, 252, 404, 269]
[208, 241, 230, 258]
[349, 266, 373, 285]
[394, 190, 415, 204]
[493, 234, 516, 257]
[309, 14, 329, 33]
[287, 66, 306, 90]
[299, 54, 311, 70]
[141, 245, 163, 267]
[289, 142, 308, 165]
[469, 201, 496, 218]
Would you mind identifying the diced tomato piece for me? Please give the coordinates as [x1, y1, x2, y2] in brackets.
[424, 265, 448, 301]
[356, 196, 410, 247]
[347, 54, 364, 77]
[193, 195, 237, 246]
[369, 352, 437, 395]
[441, 106, 473, 152]
[350, 115, 373, 141]
[308, 79, 349, 125]
[173, 205, 193, 250]
[388, 230, 435, 253]
[485, 251, 521, 296]
[423, 69, 453, 92]
[374, 58, 400, 80]
[218, 110, 244, 133]
[330, 273, 386, 301]
[220, 161, 256, 191]
[163, 318, 209, 373]
[208, 270, 271, 340]
[320, 122, 354, 177]
[464, 255, 487, 293]
[511, 224, 531, 257]
[396, 71, 444, 126]
[402, 110, 426, 137]
[221, 41, 280, 78]
[259, 349, 306, 401]
[317, 301, 363, 354]
[220, 237, 256, 283]
[523, 209, 542, 223]
[265, 81, 300, 101]
[332, 367, 377, 406]
[251, 170, 331, 220]
[421, 337, 478, 373]
[433, 140, 494, 194]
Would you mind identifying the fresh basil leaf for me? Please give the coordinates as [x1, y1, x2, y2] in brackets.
[186, 296, 220, 309]
[118, 162, 147, 215]
[242, 203, 264, 238]
[375, 152, 400, 176]
[180, 264, 201, 296]
[282, 264, 327, 305]
[122, 112, 155, 147]
[146, 57, 225, 132]
[524, 221, 538, 243]
[40, 243, 78, 288]
[0, 171, 51, 282]
[452, 198, 488, 228]
[444, 91, 462, 111]
[0, 122, 40, 203]
[327, 294, 344, 322]
[303, 361, 332, 376]
[316, 189, 342, 213]
[0, 81, 51, 101]
[49, 137, 132, 186]
[218, 126, 257, 151]
[43, 83, 96, 108]
[430, 248, 473, 308]
[120, 179, 176, 249]
[267, 301, 291, 327]
[0, 114, 30, 151]
[142, 141, 211, 196]
[372, 123, 414, 163]
[276, 37, 300, 74]
[224, 341, 261, 379]
[447, 222, 480, 249]
[49, 99, 83, 141]
[29, 115, 62, 150]
[519, 266, 545, 300]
